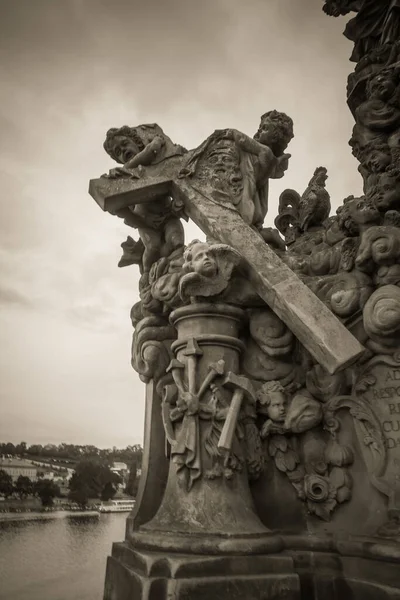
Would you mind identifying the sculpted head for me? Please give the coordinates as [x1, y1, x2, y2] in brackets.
[363, 143, 392, 174]
[370, 166, 400, 211]
[256, 381, 287, 423]
[254, 110, 294, 156]
[183, 241, 218, 278]
[179, 240, 240, 302]
[337, 195, 380, 234]
[367, 70, 397, 102]
[103, 123, 165, 164]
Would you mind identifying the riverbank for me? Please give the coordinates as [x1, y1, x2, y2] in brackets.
[0, 510, 100, 522]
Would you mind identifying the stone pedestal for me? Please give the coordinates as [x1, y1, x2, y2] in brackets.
[104, 303, 302, 599]
[136, 303, 267, 541]
[104, 545, 300, 600]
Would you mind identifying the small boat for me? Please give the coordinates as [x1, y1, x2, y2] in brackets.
[98, 499, 135, 513]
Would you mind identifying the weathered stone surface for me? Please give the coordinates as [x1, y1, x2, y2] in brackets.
[125, 382, 168, 536]
[354, 354, 400, 510]
[175, 180, 365, 375]
[104, 545, 301, 600]
[89, 36, 400, 593]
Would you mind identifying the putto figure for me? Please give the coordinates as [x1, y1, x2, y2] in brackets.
[256, 381, 288, 438]
[179, 110, 294, 230]
[103, 123, 185, 171]
[103, 123, 186, 272]
[179, 240, 241, 302]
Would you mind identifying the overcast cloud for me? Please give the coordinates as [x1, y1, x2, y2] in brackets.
[0, 0, 362, 447]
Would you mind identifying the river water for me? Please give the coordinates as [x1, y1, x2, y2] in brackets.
[0, 513, 127, 600]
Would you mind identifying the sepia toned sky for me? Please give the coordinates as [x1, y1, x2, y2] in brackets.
[0, 0, 362, 448]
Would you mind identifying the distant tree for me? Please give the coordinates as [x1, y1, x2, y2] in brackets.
[14, 475, 33, 499]
[15, 441, 27, 455]
[68, 483, 91, 508]
[68, 458, 121, 505]
[101, 481, 117, 501]
[0, 470, 13, 497]
[1, 442, 16, 456]
[27, 444, 43, 457]
[34, 480, 61, 507]
[2, 441, 143, 469]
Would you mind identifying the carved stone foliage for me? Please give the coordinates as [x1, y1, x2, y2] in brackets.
[254, 381, 356, 521]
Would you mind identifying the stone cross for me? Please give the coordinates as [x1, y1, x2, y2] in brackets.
[89, 158, 365, 375]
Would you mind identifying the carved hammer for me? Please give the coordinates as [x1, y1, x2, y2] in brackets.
[197, 359, 225, 400]
[218, 372, 256, 453]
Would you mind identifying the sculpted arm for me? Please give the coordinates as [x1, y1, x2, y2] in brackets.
[124, 135, 165, 168]
[224, 129, 274, 158]
[223, 128, 290, 181]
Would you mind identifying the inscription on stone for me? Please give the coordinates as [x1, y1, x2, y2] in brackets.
[357, 356, 400, 493]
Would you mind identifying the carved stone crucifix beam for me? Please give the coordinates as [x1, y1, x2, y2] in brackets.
[89, 169, 365, 375]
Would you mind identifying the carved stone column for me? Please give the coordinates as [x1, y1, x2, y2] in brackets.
[133, 304, 268, 543]
[104, 303, 301, 600]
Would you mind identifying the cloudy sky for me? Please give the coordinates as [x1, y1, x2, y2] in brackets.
[0, 0, 362, 448]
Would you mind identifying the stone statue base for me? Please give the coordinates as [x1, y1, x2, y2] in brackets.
[103, 543, 301, 600]
[103, 534, 400, 600]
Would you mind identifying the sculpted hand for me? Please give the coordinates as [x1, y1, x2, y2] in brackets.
[214, 128, 235, 140]
[103, 166, 134, 179]
[274, 153, 291, 177]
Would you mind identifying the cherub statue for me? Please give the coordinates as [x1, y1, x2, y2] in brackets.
[256, 381, 288, 439]
[257, 381, 323, 438]
[103, 124, 186, 273]
[179, 110, 294, 231]
[369, 164, 400, 211]
[179, 240, 241, 303]
[103, 123, 185, 173]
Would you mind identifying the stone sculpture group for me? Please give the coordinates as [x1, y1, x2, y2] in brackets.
[89, 3, 400, 599]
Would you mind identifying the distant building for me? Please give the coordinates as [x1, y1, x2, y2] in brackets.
[0, 458, 38, 482]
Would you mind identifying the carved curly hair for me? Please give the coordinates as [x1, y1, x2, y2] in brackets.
[181, 239, 204, 274]
[255, 110, 294, 155]
[256, 380, 286, 405]
[103, 126, 145, 163]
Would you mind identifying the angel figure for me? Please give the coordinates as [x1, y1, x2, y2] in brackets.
[179, 240, 241, 303]
[102, 123, 186, 273]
